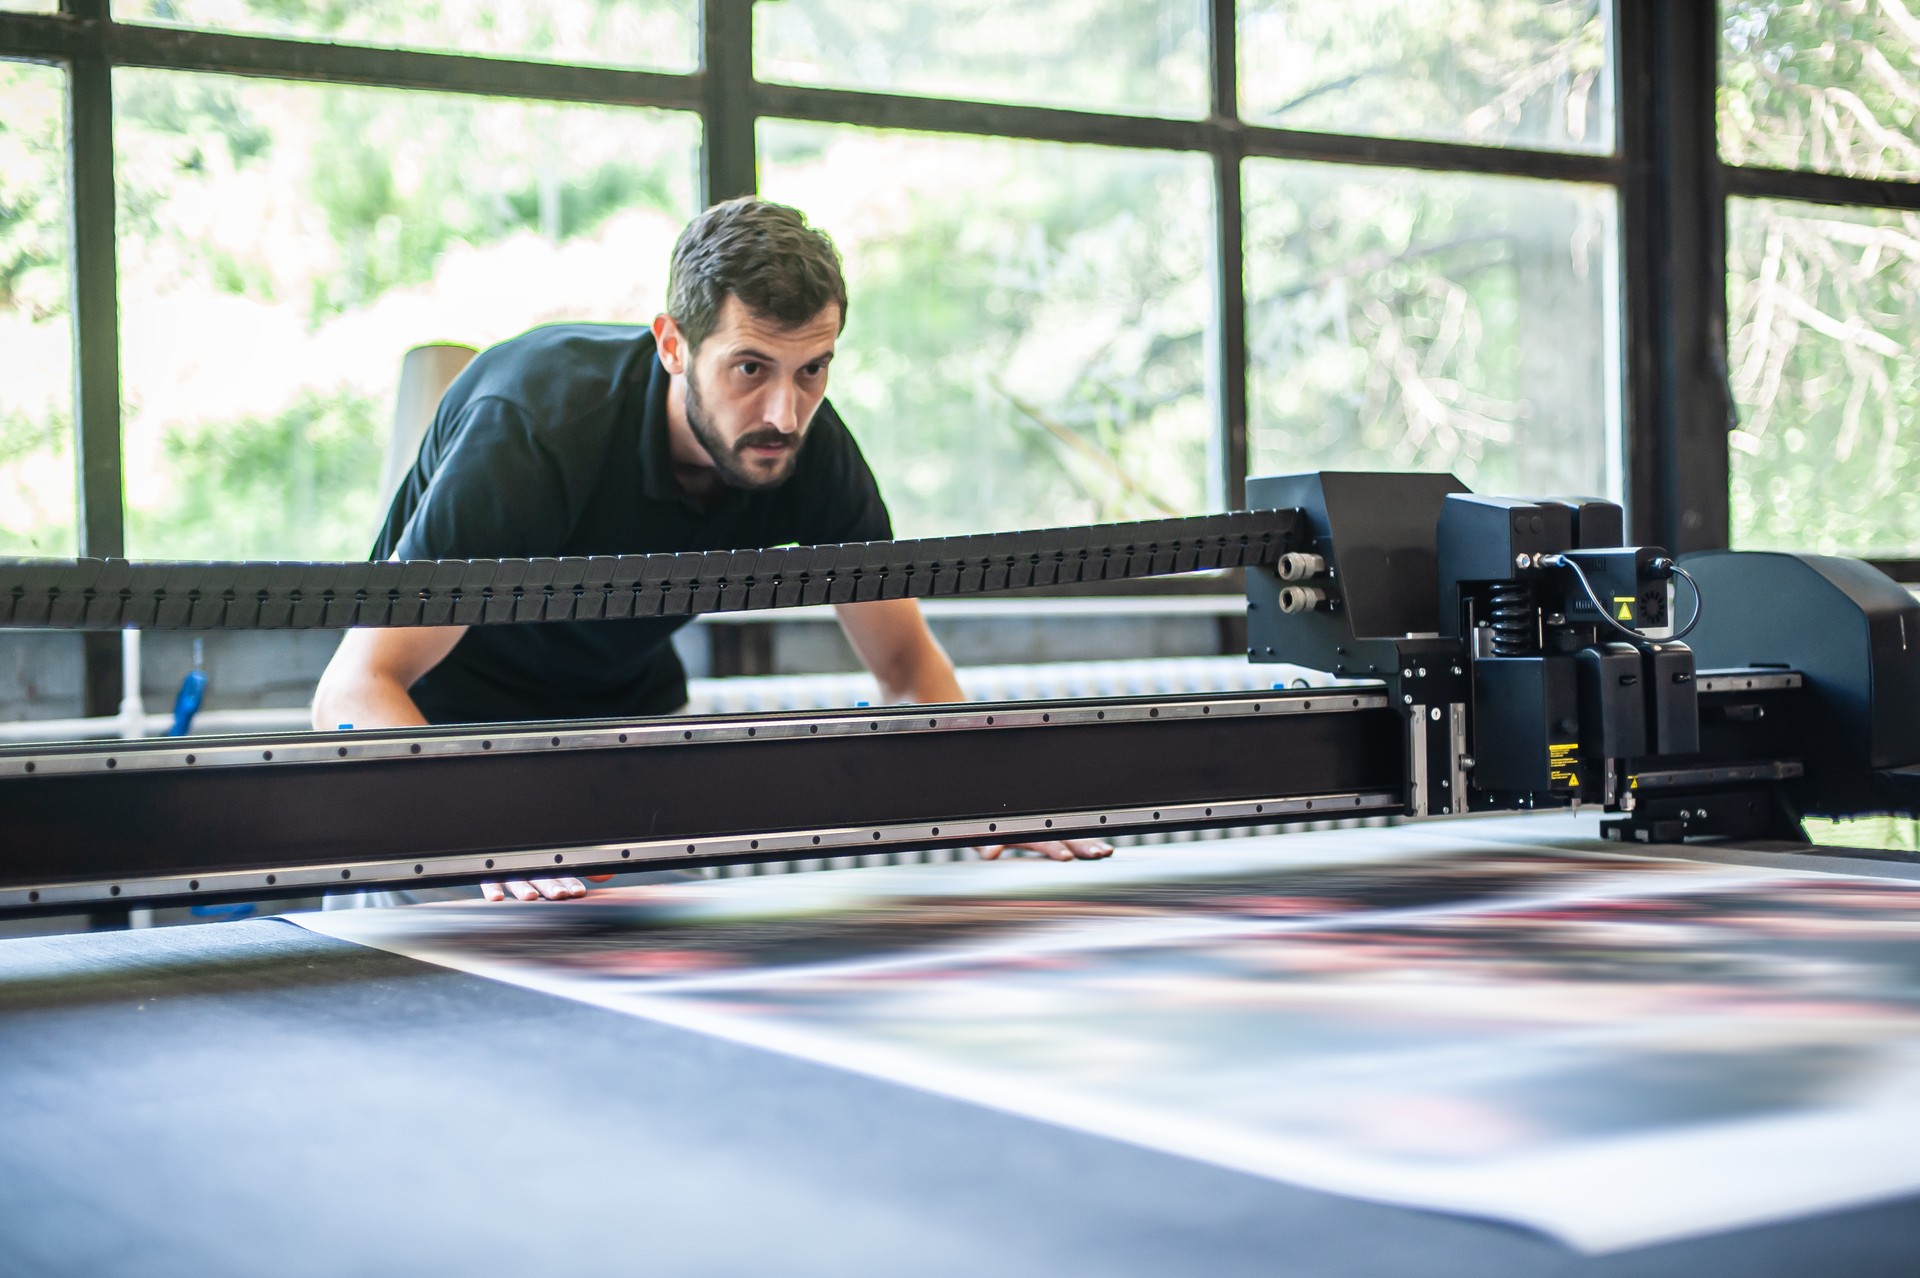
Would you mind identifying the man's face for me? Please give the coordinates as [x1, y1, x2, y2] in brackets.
[680, 295, 839, 491]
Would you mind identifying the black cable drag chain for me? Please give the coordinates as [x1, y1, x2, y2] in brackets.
[0, 509, 1300, 630]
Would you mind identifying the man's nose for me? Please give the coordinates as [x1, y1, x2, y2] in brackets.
[763, 377, 802, 434]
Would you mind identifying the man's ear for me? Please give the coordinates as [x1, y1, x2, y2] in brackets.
[653, 313, 687, 375]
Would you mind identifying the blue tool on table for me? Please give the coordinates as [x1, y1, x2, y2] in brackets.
[165, 639, 207, 738]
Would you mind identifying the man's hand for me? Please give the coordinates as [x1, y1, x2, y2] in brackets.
[480, 877, 585, 902]
[981, 839, 1114, 862]
[479, 874, 616, 902]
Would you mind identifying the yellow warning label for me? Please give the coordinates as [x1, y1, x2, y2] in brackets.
[1629, 774, 1639, 790]
[1613, 596, 1635, 621]
[1549, 741, 1581, 789]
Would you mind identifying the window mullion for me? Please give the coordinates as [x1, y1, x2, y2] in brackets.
[1617, 0, 1727, 554]
[62, 0, 125, 716]
[701, 0, 757, 205]
[1208, 0, 1246, 512]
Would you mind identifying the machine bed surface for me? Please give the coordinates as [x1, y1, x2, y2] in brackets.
[6, 823, 1920, 1277]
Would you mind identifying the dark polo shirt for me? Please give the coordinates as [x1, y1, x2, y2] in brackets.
[372, 323, 892, 724]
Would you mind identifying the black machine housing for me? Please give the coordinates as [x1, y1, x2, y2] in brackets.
[1246, 471, 1920, 844]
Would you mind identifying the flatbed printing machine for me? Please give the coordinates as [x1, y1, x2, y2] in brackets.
[2, 469, 1918, 915]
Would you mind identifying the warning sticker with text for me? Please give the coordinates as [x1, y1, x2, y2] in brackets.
[1550, 742, 1581, 789]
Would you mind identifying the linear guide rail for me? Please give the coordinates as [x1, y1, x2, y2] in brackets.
[0, 687, 1403, 913]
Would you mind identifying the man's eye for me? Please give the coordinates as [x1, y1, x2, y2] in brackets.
[738, 361, 761, 376]
[802, 363, 825, 377]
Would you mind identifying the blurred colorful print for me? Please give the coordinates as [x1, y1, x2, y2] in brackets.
[295, 825, 1920, 1251]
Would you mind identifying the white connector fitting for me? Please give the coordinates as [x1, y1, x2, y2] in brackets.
[1277, 585, 1329, 614]
[1275, 552, 1329, 582]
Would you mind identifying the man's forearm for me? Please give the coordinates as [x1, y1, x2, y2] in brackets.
[837, 600, 965, 705]
[878, 663, 964, 706]
[311, 625, 466, 732]
[873, 631, 965, 705]
[311, 675, 430, 731]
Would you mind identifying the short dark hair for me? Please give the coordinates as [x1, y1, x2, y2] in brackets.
[666, 198, 847, 350]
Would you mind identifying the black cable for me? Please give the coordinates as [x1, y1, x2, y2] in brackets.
[1657, 561, 1705, 641]
[1540, 554, 1703, 643]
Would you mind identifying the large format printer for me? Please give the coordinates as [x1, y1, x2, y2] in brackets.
[4, 471, 1920, 1277]
[2, 469, 1917, 908]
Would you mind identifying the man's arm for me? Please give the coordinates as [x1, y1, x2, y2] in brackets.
[311, 626, 591, 901]
[833, 600, 1111, 863]
[834, 598, 964, 704]
[311, 625, 463, 731]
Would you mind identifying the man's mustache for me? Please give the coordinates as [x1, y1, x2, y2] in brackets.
[736, 430, 798, 452]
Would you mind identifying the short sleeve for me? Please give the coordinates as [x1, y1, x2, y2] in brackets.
[793, 404, 894, 546]
[392, 397, 576, 561]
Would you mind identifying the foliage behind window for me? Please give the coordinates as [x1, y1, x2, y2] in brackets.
[105, 71, 697, 560]
[0, 60, 75, 556]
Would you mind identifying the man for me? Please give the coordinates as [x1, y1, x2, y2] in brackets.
[313, 198, 1111, 900]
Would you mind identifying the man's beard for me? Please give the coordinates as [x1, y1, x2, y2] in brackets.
[685, 370, 803, 491]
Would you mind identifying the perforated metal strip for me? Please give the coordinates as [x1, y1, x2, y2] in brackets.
[0, 509, 1297, 630]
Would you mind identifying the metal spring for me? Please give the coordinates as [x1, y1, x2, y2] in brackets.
[1487, 581, 1539, 655]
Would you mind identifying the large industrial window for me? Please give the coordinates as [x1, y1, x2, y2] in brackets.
[756, 0, 1209, 117]
[1722, 2, 1920, 560]
[1238, 1, 1619, 506]
[1236, 0, 1613, 152]
[2, 1, 1908, 585]
[756, 3, 1624, 532]
[112, 70, 698, 559]
[759, 124, 1215, 535]
[1243, 162, 1618, 499]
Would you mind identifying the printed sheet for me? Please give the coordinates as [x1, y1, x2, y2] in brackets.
[291, 824, 1920, 1252]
